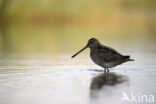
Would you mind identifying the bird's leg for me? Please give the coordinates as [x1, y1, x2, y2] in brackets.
[106, 68, 109, 76]
[107, 68, 109, 73]
[104, 68, 106, 73]
[104, 68, 107, 76]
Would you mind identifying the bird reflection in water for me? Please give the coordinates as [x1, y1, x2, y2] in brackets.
[90, 72, 128, 98]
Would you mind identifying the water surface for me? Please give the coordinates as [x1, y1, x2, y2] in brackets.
[0, 51, 156, 104]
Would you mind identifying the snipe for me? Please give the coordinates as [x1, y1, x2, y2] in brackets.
[71, 38, 134, 72]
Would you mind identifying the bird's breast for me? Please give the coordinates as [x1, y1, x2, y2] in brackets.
[90, 49, 101, 66]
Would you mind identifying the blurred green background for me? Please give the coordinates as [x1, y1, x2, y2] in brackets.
[0, 0, 155, 54]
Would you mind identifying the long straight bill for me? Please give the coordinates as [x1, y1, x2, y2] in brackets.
[71, 46, 88, 58]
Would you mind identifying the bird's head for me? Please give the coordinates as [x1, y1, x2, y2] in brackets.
[71, 38, 99, 58]
[87, 38, 99, 48]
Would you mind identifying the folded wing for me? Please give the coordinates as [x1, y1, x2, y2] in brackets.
[97, 45, 123, 62]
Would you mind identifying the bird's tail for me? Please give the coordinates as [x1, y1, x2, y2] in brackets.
[123, 55, 135, 61]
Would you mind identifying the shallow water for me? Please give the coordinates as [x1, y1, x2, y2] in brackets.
[0, 52, 156, 104]
[0, 0, 155, 103]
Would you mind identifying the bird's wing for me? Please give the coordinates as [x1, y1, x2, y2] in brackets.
[97, 46, 122, 62]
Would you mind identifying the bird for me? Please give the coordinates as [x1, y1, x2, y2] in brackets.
[71, 38, 134, 73]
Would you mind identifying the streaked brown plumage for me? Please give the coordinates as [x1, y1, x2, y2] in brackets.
[71, 38, 134, 72]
